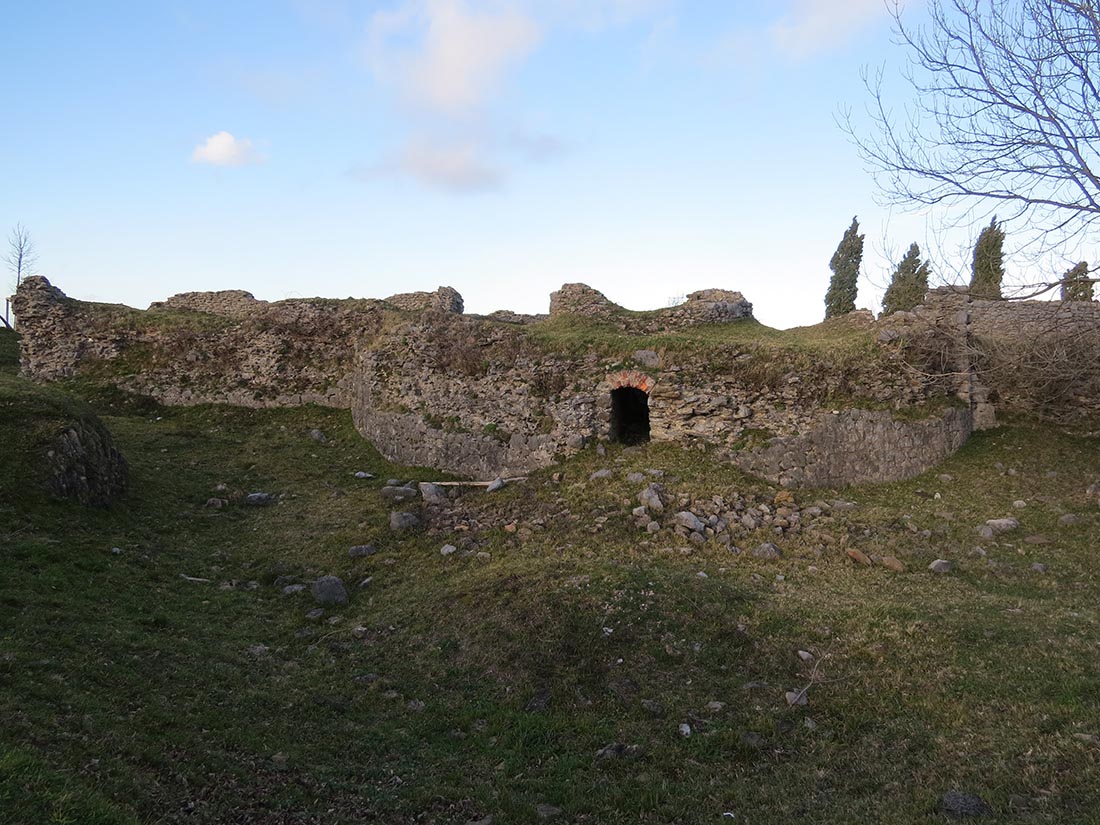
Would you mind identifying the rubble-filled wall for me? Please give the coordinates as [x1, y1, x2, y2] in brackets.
[883, 288, 1100, 423]
[14, 276, 990, 487]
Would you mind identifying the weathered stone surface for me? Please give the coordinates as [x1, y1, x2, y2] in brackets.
[752, 542, 783, 560]
[43, 417, 129, 506]
[938, 790, 991, 819]
[672, 511, 705, 533]
[389, 511, 422, 532]
[311, 576, 349, 606]
[638, 484, 665, 512]
[984, 518, 1019, 534]
[928, 559, 954, 574]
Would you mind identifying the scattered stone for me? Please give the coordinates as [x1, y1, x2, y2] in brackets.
[646, 520, 660, 533]
[308, 429, 327, 443]
[938, 474, 954, 483]
[632, 349, 661, 368]
[109, 546, 123, 555]
[358, 577, 373, 588]
[1058, 514, 1081, 526]
[407, 699, 426, 712]
[349, 544, 378, 558]
[353, 673, 380, 686]
[879, 555, 906, 572]
[380, 485, 419, 503]
[440, 544, 458, 556]
[589, 469, 613, 481]
[535, 804, 562, 820]
[305, 608, 325, 621]
[1030, 562, 1048, 573]
[928, 559, 954, 574]
[846, 548, 872, 566]
[475, 551, 491, 562]
[678, 723, 692, 737]
[486, 478, 506, 493]
[705, 700, 726, 712]
[419, 482, 448, 504]
[976, 525, 994, 539]
[354, 471, 374, 479]
[638, 483, 665, 512]
[311, 575, 349, 606]
[785, 689, 808, 706]
[938, 790, 991, 819]
[695, 571, 708, 579]
[626, 471, 646, 484]
[797, 650, 814, 662]
[640, 698, 665, 716]
[1012, 499, 1027, 509]
[244, 492, 277, 506]
[751, 542, 783, 560]
[205, 497, 227, 509]
[1073, 733, 1099, 744]
[282, 584, 306, 595]
[984, 518, 1019, 535]
[595, 742, 640, 761]
[389, 511, 422, 532]
[247, 644, 270, 657]
[672, 511, 705, 533]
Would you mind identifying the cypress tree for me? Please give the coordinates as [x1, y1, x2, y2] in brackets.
[825, 216, 864, 318]
[970, 217, 1005, 299]
[882, 242, 930, 315]
[1061, 261, 1094, 301]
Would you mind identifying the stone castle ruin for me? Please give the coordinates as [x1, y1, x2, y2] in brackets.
[12, 276, 1100, 487]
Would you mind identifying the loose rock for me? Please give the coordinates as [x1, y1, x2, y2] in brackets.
[349, 545, 378, 558]
[312, 575, 349, 606]
[751, 542, 783, 560]
[389, 511, 422, 532]
[928, 559, 954, 574]
[938, 790, 991, 819]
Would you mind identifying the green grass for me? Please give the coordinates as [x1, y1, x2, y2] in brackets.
[2, 325, 1100, 823]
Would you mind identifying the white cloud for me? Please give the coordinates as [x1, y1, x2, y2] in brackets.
[769, 0, 887, 59]
[191, 131, 264, 166]
[367, 0, 541, 114]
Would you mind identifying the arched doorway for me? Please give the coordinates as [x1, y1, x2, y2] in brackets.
[610, 386, 650, 444]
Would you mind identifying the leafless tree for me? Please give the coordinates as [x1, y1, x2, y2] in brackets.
[4, 223, 38, 329]
[844, 0, 1100, 295]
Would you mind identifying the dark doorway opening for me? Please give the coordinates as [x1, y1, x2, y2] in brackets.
[610, 387, 650, 445]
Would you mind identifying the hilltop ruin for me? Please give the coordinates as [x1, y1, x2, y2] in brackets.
[12, 276, 1100, 487]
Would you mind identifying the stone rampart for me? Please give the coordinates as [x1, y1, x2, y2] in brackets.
[733, 407, 972, 488]
[151, 290, 263, 318]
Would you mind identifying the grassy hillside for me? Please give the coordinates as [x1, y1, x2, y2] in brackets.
[1, 325, 1099, 823]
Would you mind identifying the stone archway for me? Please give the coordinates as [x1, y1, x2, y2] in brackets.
[606, 370, 655, 445]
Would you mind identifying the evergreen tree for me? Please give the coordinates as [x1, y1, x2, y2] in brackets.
[825, 216, 863, 318]
[1061, 261, 1094, 301]
[970, 217, 1005, 298]
[881, 242, 930, 315]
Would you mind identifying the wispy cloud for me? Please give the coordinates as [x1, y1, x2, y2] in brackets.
[191, 131, 264, 166]
[351, 136, 503, 193]
[769, 0, 888, 59]
[367, 0, 541, 115]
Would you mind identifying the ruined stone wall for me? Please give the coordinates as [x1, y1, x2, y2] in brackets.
[12, 276, 385, 408]
[384, 286, 464, 314]
[151, 290, 263, 318]
[350, 312, 956, 481]
[547, 283, 753, 331]
[884, 288, 1100, 423]
[733, 407, 973, 488]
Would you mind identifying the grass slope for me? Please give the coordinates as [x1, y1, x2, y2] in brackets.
[1, 327, 1099, 824]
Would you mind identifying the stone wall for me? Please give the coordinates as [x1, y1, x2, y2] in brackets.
[548, 283, 753, 331]
[733, 407, 973, 488]
[11, 276, 386, 407]
[350, 311, 957, 482]
[151, 290, 263, 318]
[883, 288, 1100, 423]
[384, 286, 464, 314]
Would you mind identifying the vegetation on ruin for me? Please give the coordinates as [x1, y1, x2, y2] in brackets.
[3, 325, 1100, 824]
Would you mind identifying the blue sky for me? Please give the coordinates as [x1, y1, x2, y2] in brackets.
[2, 0, 962, 328]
